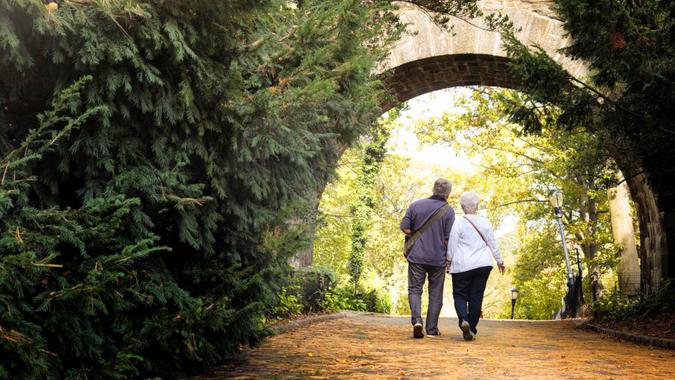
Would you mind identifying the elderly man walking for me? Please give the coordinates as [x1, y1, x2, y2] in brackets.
[400, 178, 455, 338]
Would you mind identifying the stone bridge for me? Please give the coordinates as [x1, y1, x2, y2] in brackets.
[367, 0, 671, 291]
[379, 1, 586, 102]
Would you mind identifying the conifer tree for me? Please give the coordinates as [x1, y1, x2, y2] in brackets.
[0, 0, 484, 376]
[0, 0, 398, 376]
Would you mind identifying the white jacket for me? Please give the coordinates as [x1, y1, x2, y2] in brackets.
[447, 215, 503, 274]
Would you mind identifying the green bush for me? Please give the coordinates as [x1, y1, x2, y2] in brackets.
[362, 289, 393, 314]
[317, 283, 392, 314]
[594, 282, 674, 322]
[296, 267, 339, 313]
[320, 285, 368, 312]
[0, 79, 210, 378]
[270, 267, 338, 316]
[268, 286, 304, 320]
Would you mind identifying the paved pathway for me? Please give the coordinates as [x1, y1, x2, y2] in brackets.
[214, 313, 675, 379]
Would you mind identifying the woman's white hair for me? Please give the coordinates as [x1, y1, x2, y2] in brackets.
[460, 192, 481, 214]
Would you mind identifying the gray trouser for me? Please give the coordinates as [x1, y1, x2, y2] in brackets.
[408, 262, 446, 335]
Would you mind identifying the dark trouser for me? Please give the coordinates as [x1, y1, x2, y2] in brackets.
[451, 266, 492, 334]
[408, 262, 445, 335]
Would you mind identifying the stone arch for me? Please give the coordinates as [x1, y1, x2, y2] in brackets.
[378, 1, 587, 103]
[370, 1, 669, 292]
[381, 54, 518, 105]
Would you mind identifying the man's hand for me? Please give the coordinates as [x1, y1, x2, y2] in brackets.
[402, 228, 412, 236]
[498, 263, 506, 275]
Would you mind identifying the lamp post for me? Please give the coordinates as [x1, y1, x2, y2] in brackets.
[549, 189, 574, 318]
[510, 287, 519, 319]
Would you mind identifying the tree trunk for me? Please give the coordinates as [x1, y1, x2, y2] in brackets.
[624, 171, 666, 294]
[289, 192, 323, 269]
[608, 179, 640, 296]
[611, 148, 667, 296]
[578, 189, 603, 302]
[289, 235, 315, 268]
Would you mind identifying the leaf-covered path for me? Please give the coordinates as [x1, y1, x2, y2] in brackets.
[214, 312, 674, 379]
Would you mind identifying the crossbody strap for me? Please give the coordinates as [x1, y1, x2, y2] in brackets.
[464, 216, 489, 247]
[404, 203, 450, 257]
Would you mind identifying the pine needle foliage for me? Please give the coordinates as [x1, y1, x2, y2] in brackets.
[0, 77, 175, 378]
[0, 0, 420, 377]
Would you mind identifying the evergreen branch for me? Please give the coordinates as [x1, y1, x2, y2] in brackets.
[0, 325, 32, 345]
[1, 162, 8, 186]
[565, 76, 675, 135]
[1, 76, 103, 185]
[32, 263, 64, 268]
[163, 194, 207, 206]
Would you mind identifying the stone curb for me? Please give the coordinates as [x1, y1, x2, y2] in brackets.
[271, 311, 348, 335]
[583, 323, 675, 349]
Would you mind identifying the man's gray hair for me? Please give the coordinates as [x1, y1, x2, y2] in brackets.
[432, 178, 452, 198]
[460, 192, 481, 213]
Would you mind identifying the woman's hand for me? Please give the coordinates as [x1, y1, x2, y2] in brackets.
[498, 263, 506, 275]
[445, 260, 451, 274]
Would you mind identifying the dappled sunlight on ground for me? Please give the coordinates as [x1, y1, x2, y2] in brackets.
[211, 313, 675, 379]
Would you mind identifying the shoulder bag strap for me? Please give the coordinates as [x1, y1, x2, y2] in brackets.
[464, 216, 489, 247]
[404, 203, 450, 257]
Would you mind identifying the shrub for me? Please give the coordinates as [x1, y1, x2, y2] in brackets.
[594, 281, 675, 322]
[320, 285, 367, 312]
[296, 267, 339, 313]
[270, 266, 338, 316]
[317, 283, 392, 314]
[362, 289, 393, 314]
[268, 286, 304, 320]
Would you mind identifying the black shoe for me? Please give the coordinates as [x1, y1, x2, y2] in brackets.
[426, 331, 441, 338]
[413, 322, 424, 339]
[460, 320, 472, 341]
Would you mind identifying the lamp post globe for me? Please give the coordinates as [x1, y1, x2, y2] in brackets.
[549, 189, 564, 210]
[510, 287, 519, 319]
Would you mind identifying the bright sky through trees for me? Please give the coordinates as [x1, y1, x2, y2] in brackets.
[388, 87, 518, 236]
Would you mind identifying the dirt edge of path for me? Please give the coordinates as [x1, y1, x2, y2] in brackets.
[583, 322, 675, 349]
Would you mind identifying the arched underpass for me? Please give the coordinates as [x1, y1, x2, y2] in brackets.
[301, 0, 672, 293]
[377, 1, 671, 292]
[379, 53, 672, 293]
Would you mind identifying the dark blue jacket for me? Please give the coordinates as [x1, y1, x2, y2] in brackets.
[400, 197, 456, 267]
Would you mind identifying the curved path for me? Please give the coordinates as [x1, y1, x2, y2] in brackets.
[216, 312, 675, 379]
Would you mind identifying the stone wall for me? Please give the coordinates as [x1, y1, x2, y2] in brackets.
[379, 1, 587, 81]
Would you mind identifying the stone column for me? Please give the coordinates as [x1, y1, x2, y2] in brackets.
[608, 178, 640, 296]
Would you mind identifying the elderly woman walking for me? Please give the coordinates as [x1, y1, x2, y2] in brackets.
[447, 192, 505, 341]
